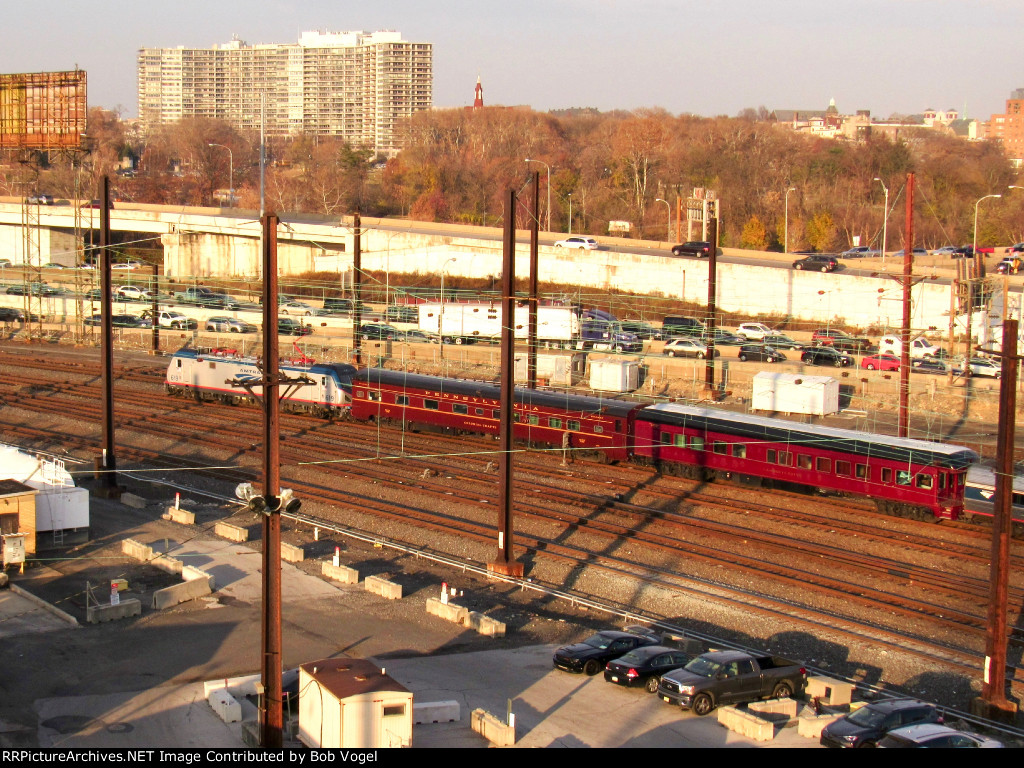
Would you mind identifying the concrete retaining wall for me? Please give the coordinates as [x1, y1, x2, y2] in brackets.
[280, 542, 304, 563]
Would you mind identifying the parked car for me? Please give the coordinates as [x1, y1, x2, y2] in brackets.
[951, 246, 975, 258]
[115, 285, 154, 302]
[397, 329, 437, 344]
[619, 321, 664, 340]
[603, 645, 693, 693]
[84, 314, 151, 328]
[911, 358, 947, 375]
[205, 316, 256, 333]
[952, 357, 1001, 378]
[820, 699, 942, 749]
[662, 316, 706, 337]
[793, 254, 838, 272]
[657, 651, 808, 716]
[553, 627, 662, 676]
[801, 346, 853, 367]
[277, 317, 312, 336]
[811, 328, 872, 352]
[671, 241, 713, 258]
[663, 338, 717, 358]
[877, 723, 1002, 749]
[323, 297, 354, 313]
[0, 307, 23, 322]
[358, 323, 399, 341]
[0, 259, 11, 268]
[279, 301, 314, 316]
[385, 305, 419, 323]
[861, 353, 901, 371]
[995, 257, 1022, 274]
[1005, 242, 1024, 255]
[738, 344, 786, 363]
[736, 322, 775, 340]
[760, 334, 804, 350]
[891, 248, 928, 259]
[41, 262, 68, 269]
[554, 236, 598, 250]
[27, 193, 54, 205]
[111, 260, 142, 270]
[840, 246, 877, 258]
[698, 328, 745, 346]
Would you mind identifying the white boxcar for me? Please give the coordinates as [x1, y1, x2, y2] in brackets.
[418, 301, 578, 344]
[751, 372, 839, 415]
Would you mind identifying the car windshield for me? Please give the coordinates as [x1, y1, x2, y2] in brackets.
[846, 706, 889, 727]
[582, 633, 615, 650]
[682, 657, 722, 678]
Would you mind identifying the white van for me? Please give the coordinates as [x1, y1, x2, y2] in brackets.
[878, 334, 941, 359]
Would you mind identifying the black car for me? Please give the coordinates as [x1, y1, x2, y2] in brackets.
[84, 314, 151, 328]
[662, 316, 706, 337]
[951, 245, 975, 258]
[820, 699, 942, 749]
[671, 241, 713, 258]
[738, 344, 786, 363]
[277, 317, 313, 336]
[0, 307, 23, 322]
[359, 323, 399, 340]
[793, 254, 838, 272]
[911, 358, 947, 375]
[698, 328, 745, 346]
[385, 305, 419, 323]
[619, 321, 664, 340]
[801, 346, 853, 367]
[760, 334, 803, 350]
[553, 628, 661, 676]
[603, 645, 692, 693]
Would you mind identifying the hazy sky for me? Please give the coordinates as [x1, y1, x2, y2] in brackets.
[3, 0, 1021, 120]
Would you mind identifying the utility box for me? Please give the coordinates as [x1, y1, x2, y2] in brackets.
[751, 372, 839, 416]
[2, 533, 26, 565]
[298, 658, 413, 748]
[589, 359, 640, 392]
[514, 352, 586, 386]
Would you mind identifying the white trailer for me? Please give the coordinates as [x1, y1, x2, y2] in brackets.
[418, 301, 578, 345]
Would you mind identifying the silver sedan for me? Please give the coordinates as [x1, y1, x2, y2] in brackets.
[205, 316, 256, 333]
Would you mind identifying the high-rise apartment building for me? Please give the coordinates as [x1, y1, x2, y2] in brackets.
[137, 31, 432, 156]
[989, 88, 1024, 164]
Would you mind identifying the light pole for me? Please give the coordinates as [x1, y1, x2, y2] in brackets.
[784, 187, 796, 253]
[439, 257, 457, 357]
[873, 177, 889, 266]
[655, 198, 671, 242]
[974, 193, 1002, 258]
[208, 143, 234, 206]
[525, 158, 550, 232]
[567, 193, 572, 235]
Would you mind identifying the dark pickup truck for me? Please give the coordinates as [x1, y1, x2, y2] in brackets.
[656, 650, 808, 716]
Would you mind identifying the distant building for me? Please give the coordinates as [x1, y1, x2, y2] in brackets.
[988, 88, 1024, 165]
[137, 31, 433, 157]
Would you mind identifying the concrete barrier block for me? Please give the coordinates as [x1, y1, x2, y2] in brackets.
[182, 565, 215, 590]
[208, 689, 242, 724]
[149, 553, 183, 577]
[806, 676, 854, 707]
[425, 597, 469, 623]
[471, 708, 515, 747]
[750, 716, 775, 741]
[120, 493, 148, 509]
[162, 506, 196, 525]
[152, 574, 213, 609]
[413, 700, 460, 724]
[717, 706, 738, 730]
[468, 611, 506, 637]
[214, 522, 249, 542]
[121, 538, 153, 562]
[365, 575, 402, 600]
[87, 598, 141, 624]
[321, 562, 359, 584]
[798, 713, 843, 739]
[749, 698, 798, 720]
[281, 542, 304, 563]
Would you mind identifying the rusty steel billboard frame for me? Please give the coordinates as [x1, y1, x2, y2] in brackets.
[0, 70, 87, 151]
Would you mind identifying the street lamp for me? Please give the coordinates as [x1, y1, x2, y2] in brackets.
[655, 198, 671, 242]
[208, 143, 234, 206]
[873, 177, 888, 266]
[973, 193, 1002, 257]
[567, 193, 572, 235]
[524, 158, 551, 232]
[439, 257, 457, 358]
[784, 187, 796, 253]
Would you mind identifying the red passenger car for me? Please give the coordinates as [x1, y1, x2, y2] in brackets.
[632, 403, 977, 520]
[350, 369, 641, 462]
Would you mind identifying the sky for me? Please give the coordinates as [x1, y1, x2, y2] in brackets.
[2, 0, 1021, 121]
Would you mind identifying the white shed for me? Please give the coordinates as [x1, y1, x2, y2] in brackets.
[513, 352, 587, 386]
[589, 359, 640, 392]
[298, 658, 413, 748]
[751, 372, 839, 416]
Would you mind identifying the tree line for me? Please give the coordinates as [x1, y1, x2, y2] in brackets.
[4, 106, 1022, 253]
